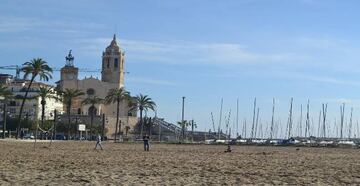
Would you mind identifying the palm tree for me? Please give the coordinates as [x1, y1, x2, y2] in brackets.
[60, 89, 84, 139]
[143, 117, 154, 136]
[0, 85, 13, 139]
[191, 120, 197, 142]
[132, 94, 156, 137]
[17, 58, 53, 138]
[38, 87, 57, 127]
[37, 86, 58, 139]
[177, 120, 191, 140]
[105, 88, 130, 142]
[82, 96, 103, 139]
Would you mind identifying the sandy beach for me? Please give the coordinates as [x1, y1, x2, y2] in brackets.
[1, 140, 360, 185]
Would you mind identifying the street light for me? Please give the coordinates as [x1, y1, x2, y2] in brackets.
[181, 96, 185, 141]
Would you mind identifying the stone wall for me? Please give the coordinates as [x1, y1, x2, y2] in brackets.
[104, 116, 138, 139]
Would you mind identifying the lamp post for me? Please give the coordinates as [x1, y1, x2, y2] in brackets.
[101, 113, 105, 138]
[1, 100, 7, 139]
[100, 114, 108, 140]
[49, 109, 57, 146]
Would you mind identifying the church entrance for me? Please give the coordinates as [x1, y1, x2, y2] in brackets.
[88, 106, 97, 116]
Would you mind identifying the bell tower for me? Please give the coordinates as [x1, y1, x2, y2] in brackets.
[101, 34, 125, 88]
[60, 50, 78, 90]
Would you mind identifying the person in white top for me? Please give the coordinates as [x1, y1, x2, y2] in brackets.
[94, 135, 103, 150]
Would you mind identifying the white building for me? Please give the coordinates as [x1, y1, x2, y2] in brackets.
[3, 79, 63, 120]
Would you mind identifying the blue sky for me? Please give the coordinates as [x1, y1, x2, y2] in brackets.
[1, 0, 360, 138]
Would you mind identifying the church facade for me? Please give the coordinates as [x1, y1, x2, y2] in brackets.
[57, 35, 137, 139]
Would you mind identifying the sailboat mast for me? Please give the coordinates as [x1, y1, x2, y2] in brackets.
[236, 98, 239, 138]
[305, 100, 310, 138]
[218, 98, 223, 140]
[348, 107, 353, 139]
[270, 98, 275, 139]
[210, 112, 216, 133]
[251, 98, 256, 139]
[287, 98, 293, 138]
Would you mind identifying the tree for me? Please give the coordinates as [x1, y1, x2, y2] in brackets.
[82, 96, 103, 139]
[191, 120, 197, 142]
[17, 58, 53, 138]
[37, 86, 58, 139]
[132, 94, 156, 137]
[105, 88, 130, 142]
[143, 117, 154, 136]
[60, 89, 84, 139]
[0, 84, 13, 139]
[177, 120, 191, 141]
[125, 126, 130, 136]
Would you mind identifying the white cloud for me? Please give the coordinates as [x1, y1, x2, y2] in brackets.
[297, 37, 351, 52]
[127, 77, 175, 86]
[73, 37, 300, 66]
[0, 17, 41, 32]
[0, 16, 104, 34]
[303, 76, 360, 86]
[269, 70, 360, 86]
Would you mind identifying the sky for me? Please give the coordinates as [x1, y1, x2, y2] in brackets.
[1, 0, 360, 138]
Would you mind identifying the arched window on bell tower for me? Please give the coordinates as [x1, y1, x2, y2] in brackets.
[114, 58, 118, 69]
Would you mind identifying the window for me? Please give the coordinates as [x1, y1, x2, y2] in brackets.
[114, 58, 118, 68]
[107, 59, 110, 68]
[10, 108, 16, 114]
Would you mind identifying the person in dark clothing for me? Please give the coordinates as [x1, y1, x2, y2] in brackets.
[225, 144, 232, 153]
[20, 130, 24, 139]
[143, 134, 150, 151]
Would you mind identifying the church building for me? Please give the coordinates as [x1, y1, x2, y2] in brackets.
[57, 35, 137, 139]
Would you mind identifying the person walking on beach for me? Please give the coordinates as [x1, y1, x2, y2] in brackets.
[20, 130, 24, 139]
[143, 134, 150, 151]
[94, 135, 103, 150]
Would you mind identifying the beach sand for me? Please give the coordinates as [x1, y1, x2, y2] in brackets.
[1, 140, 360, 185]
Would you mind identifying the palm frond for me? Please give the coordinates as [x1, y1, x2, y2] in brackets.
[82, 96, 103, 105]
[21, 58, 53, 82]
